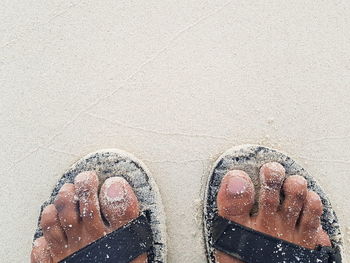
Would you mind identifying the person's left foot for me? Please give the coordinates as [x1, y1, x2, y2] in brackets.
[215, 162, 332, 263]
[31, 171, 147, 263]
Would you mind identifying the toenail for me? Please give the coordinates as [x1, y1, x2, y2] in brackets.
[106, 178, 127, 201]
[75, 171, 97, 185]
[226, 176, 249, 196]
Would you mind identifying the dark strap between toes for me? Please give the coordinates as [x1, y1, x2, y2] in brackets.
[60, 213, 153, 263]
[212, 215, 342, 263]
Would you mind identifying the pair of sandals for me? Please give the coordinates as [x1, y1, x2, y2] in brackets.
[33, 145, 343, 263]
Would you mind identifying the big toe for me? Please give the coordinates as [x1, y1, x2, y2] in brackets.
[99, 177, 147, 263]
[99, 177, 140, 230]
[217, 170, 255, 225]
[215, 170, 255, 263]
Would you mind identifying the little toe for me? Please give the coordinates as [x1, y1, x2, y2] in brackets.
[299, 190, 323, 232]
[281, 175, 307, 228]
[74, 171, 106, 239]
[99, 177, 140, 230]
[40, 204, 68, 260]
[217, 170, 255, 225]
[54, 183, 81, 247]
[31, 237, 52, 263]
[298, 190, 325, 248]
[317, 229, 332, 247]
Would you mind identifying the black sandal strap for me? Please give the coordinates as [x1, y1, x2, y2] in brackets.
[60, 213, 153, 263]
[212, 215, 341, 263]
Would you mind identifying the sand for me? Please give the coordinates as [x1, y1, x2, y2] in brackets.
[1, 1, 350, 262]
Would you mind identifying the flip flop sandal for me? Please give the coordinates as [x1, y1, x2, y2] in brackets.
[33, 149, 167, 263]
[204, 145, 343, 263]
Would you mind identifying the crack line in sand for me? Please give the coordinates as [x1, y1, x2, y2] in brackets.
[3, 1, 233, 172]
[304, 135, 350, 145]
[45, 147, 80, 157]
[143, 158, 210, 164]
[3, 146, 79, 175]
[87, 113, 230, 140]
[1, 0, 84, 49]
[5, 147, 41, 173]
[297, 156, 350, 164]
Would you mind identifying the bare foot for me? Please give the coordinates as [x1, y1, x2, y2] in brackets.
[215, 162, 331, 263]
[31, 171, 147, 263]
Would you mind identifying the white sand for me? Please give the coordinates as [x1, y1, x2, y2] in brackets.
[1, 1, 350, 262]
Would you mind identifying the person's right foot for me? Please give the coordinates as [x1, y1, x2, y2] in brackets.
[31, 171, 147, 263]
[215, 162, 332, 263]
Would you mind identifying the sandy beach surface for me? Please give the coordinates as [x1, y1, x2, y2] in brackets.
[1, 1, 350, 262]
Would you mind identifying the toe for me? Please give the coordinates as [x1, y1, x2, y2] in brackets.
[217, 170, 255, 225]
[99, 177, 147, 263]
[215, 250, 244, 263]
[281, 175, 307, 228]
[31, 237, 52, 263]
[99, 177, 140, 230]
[74, 171, 106, 239]
[297, 190, 326, 249]
[299, 190, 323, 232]
[54, 183, 81, 247]
[257, 162, 285, 230]
[317, 229, 332, 247]
[40, 204, 68, 260]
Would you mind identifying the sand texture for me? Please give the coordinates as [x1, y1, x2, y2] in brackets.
[1, 1, 350, 262]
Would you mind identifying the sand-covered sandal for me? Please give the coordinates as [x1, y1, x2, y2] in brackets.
[33, 149, 167, 263]
[204, 145, 342, 263]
